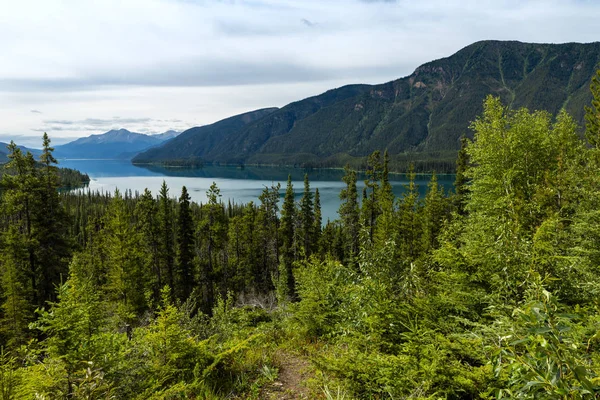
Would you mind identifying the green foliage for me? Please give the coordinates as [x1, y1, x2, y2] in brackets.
[6, 79, 600, 399]
[492, 277, 600, 399]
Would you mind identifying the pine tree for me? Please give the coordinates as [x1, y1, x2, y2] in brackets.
[279, 176, 296, 297]
[313, 188, 322, 252]
[135, 189, 161, 302]
[158, 181, 175, 295]
[198, 182, 227, 311]
[176, 186, 195, 302]
[421, 173, 448, 253]
[339, 165, 360, 263]
[374, 150, 397, 248]
[362, 151, 382, 242]
[0, 227, 32, 347]
[103, 190, 147, 320]
[35, 133, 71, 303]
[1, 142, 40, 305]
[454, 136, 470, 215]
[256, 183, 280, 291]
[299, 174, 315, 256]
[398, 164, 422, 261]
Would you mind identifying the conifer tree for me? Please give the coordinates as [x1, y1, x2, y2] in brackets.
[421, 173, 448, 253]
[176, 186, 195, 302]
[279, 176, 296, 297]
[135, 189, 161, 302]
[103, 190, 147, 320]
[362, 151, 382, 242]
[35, 133, 71, 303]
[158, 181, 175, 295]
[299, 174, 315, 256]
[198, 182, 227, 311]
[0, 227, 32, 347]
[339, 165, 360, 262]
[256, 183, 280, 291]
[1, 142, 39, 305]
[398, 164, 421, 261]
[313, 188, 322, 251]
[454, 136, 470, 215]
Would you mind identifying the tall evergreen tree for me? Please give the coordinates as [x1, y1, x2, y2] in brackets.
[421, 173, 448, 253]
[198, 182, 227, 311]
[35, 133, 71, 303]
[454, 135, 470, 215]
[1, 143, 39, 305]
[158, 181, 175, 295]
[256, 183, 280, 291]
[299, 174, 315, 256]
[135, 189, 161, 302]
[398, 164, 422, 261]
[0, 227, 32, 347]
[279, 176, 296, 297]
[362, 151, 382, 242]
[102, 190, 147, 320]
[313, 188, 322, 252]
[176, 186, 195, 302]
[339, 165, 360, 263]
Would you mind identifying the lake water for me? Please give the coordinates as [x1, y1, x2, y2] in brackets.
[59, 160, 455, 223]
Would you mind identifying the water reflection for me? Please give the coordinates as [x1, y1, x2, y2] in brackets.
[59, 160, 455, 222]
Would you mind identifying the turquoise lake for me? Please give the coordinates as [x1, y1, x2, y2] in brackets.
[59, 160, 455, 223]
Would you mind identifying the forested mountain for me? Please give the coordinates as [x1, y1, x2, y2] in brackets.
[53, 128, 179, 160]
[134, 40, 600, 170]
[132, 107, 279, 165]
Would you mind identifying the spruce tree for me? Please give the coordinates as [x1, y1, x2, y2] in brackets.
[279, 176, 296, 297]
[398, 164, 422, 261]
[36, 133, 71, 303]
[158, 181, 175, 295]
[362, 151, 382, 242]
[256, 183, 280, 291]
[421, 173, 448, 253]
[134, 189, 161, 302]
[454, 136, 470, 215]
[313, 188, 322, 253]
[1, 142, 39, 305]
[339, 165, 360, 263]
[0, 227, 32, 347]
[176, 186, 195, 302]
[299, 174, 315, 256]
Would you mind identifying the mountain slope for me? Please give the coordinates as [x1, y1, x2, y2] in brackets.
[133, 108, 280, 164]
[134, 41, 600, 168]
[54, 129, 178, 159]
[0, 142, 42, 163]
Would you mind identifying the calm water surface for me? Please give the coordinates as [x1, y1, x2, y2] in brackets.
[59, 160, 455, 222]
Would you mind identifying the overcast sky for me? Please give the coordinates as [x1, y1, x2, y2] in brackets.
[1, 0, 599, 147]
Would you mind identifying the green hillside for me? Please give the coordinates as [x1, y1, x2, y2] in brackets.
[134, 40, 600, 170]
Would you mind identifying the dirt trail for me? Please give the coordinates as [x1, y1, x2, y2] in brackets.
[261, 351, 313, 399]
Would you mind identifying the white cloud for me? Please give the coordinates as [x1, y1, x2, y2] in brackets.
[0, 0, 599, 143]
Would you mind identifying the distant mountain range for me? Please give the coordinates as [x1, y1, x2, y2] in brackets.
[0, 142, 41, 163]
[133, 40, 600, 169]
[53, 129, 180, 160]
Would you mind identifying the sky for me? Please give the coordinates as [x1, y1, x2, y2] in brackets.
[1, 0, 599, 148]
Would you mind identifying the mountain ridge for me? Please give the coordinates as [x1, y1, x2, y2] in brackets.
[54, 129, 180, 160]
[137, 40, 600, 170]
